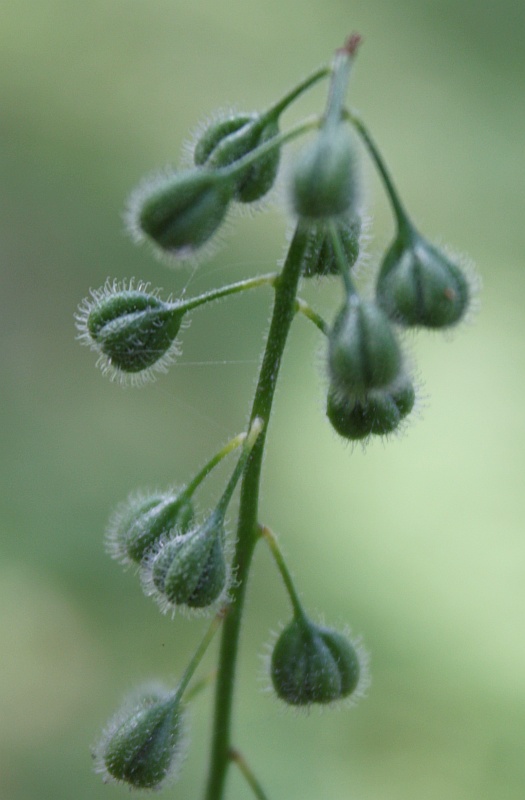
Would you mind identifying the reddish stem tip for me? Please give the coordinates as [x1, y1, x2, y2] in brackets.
[341, 32, 362, 56]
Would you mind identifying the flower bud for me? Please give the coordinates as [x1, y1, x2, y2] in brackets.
[128, 168, 234, 259]
[376, 232, 470, 328]
[145, 511, 227, 613]
[271, 617, 362, 706]
[301, 216, 360, 278]
[328, 295, 403, 398]
[193, 113, 254, 165]
[291, 125, 359, 219]
[195, 113, 280, 204]
[76, 283, 184, 384]
[94, 686, 186, 790]
[327, 375, 415, 440]
[106, 490, 194, 566]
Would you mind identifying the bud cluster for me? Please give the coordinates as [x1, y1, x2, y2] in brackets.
[79, 36, 478, 799]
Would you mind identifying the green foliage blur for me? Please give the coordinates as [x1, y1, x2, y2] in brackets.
[1, 2, 524, 799]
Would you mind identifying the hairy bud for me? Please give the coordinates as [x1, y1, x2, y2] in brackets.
[376, 231, 470, 328]
[194, 113, 280, 203]
[144, 511, 227, 613]
[271, 616, 364, 706]
[328, 295, 403, 399]
[291, 125, 359, 219]
[127, 169, 234, 259]
[106, 490, 194, 566]
[301, 216, 360, 278]
[76, 282, 184, 384]
[94, 686, 186, 790]
[327, 375, 415, 440]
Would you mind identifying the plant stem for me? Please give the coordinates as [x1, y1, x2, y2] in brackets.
[345, 109, 414, 239]
[259, 525, 306, 620]
[229, 748, 271, 800]
[178, 272, 277, 315]
[203, 223, 309, 800]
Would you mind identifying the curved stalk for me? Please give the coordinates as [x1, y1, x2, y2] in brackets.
[204, 222, 310, 800]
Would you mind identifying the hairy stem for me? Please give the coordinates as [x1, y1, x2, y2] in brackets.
[203, 223, 309, 800]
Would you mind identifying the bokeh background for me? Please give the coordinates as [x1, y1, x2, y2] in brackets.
[1, 1, 524, 799]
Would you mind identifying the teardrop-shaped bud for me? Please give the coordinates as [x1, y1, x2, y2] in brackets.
[271, 616, 363, 706]
[376, 231, 470, 329]
[76, 282, 184, 384]
[291, 125, 359, 219]
[327, 375, 415, 440]
[127, 169, 234, 259]
[106, 490, 194, 566]
[193, 113, 254, 166]
[196, 114, 280, 204]
[328, 295, 403, 399]
[94, 686, 187, 790]
[301, 216, 361, 278]
[145, 511, 227, 613]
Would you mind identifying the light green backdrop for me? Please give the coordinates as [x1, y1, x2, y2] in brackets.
[1, 1, 524, 799]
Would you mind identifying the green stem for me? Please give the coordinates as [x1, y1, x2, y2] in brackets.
[229, 748, 271, 800]
[259, 525, 306, 620]
[184, 432, 248, 498]
[175, 609, 226, 702]
[346, 109, 414, 239]
[295, 298, 330, 336]
[215, 418, 264, 518]
[203, 222, 310, 800]
[265, 65, 331, 120]
[219, 115, 321, 183]
[324, 35, 360, 129]
[176, 272, 277, 315]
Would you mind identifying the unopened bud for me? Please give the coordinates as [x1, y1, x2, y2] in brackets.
[106, 490, 194, 566]
[76, 282, 184, 384]
[291, 125, 359, 219]
[301, 216, 360, 278]
[194, 113, 280, 203]
[94, 686, 186, 790]
[144, 511, 227, 613]
[127, 169, 234, 259]
[376, 231, 470, 329]
[327, 375, 415, 440]
[328, 295, 403, 398]
[271, 616, 364, 706]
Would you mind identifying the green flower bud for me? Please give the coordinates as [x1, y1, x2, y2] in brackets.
[76, 281, 185, 385]
[291, 125, 359, 219]
[301, 216, 361, 278]
[144, 511, 227, 614]
[328, 295, 403, 398]
[127, 168, 234, 259]
[271, 617, 363, 706]
[193, 113, 254, 165]
[195, 113, 280, 203]
[327, 375, 416, 440]
[376, 231, 470, 329]
[106, 489, 194, 566]
[94, 685, 187, 790]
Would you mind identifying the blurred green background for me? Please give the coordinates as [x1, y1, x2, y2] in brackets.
[1, 1, 524, 799]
